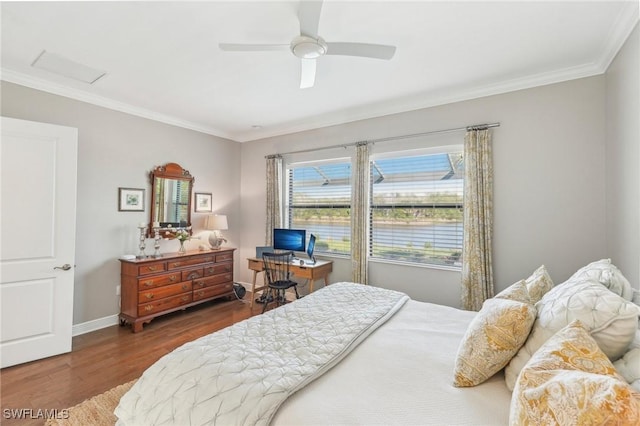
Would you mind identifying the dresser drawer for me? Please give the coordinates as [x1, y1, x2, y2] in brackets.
[193, 272, 233, 289]
[138, 272, 182, 290]
[138, 293, 192, 316]
[215, 252, 233, 263]
[193, 282, 233, 301]
[204, 262, 232, 276]
[138, 262, 167, 276]
[167, 255, 215, 270]
[139, 281, 192, 302]
[181, 267, 204, 281]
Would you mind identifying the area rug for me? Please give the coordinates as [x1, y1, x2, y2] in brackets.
[44, 380, 136, 426]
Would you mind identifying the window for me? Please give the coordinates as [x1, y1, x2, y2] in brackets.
[370, 150, 464, 267]
[286, 160, 351, 255]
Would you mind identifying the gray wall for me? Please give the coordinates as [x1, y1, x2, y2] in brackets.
[2, 24, 637, 325]
[1, 81, 242, 325]
[239, 75, 612, 307]
[606, 24, 639, 288]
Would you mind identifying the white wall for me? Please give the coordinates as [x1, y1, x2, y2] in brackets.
[1, 81, 242, 324]
[239, 76, 609, 307]
[605, 24, 640, 289]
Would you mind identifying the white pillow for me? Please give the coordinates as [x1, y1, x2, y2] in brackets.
[614, 348, 640, 391]
[568, 258, 634, 301]
[504, 279, 640, 390]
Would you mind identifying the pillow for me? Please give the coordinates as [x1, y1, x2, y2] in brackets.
[505, 279, 640, 390]
[510, 321, 640, 426]
[614, 348, 640, 391]
[453, 291, 536, 387]
[511, 370, 640, 425]
[569, 258, 634, 301]
[494, 279, 531, 303]
[524, 265, 553, 304]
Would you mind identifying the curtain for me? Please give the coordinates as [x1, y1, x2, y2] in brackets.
[265, 155, 283, 245]
[351, 142, 369, 284]
[461, 129, 494, 311]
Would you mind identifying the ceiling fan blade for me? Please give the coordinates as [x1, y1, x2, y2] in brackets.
[300, 58, 316, 89]
[298, 0, 323, 38]
[219, 43, 289, 52]
[326, 42, 396, 60]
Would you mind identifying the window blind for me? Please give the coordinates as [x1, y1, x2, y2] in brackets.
[286, 162, 351, 255]
[370, 151, 464, 267]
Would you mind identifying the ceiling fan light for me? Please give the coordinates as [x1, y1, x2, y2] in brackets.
[291, 35, 327, 59]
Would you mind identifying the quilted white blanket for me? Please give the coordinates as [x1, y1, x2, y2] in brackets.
[115, 282, 409, 426]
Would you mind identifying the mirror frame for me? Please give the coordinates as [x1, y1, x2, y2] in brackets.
[149, 162, 194, 236]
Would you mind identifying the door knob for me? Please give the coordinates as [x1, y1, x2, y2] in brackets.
[54, 264, 72, 271]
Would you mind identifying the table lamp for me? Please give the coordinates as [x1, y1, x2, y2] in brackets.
[206, 214, 228, 250]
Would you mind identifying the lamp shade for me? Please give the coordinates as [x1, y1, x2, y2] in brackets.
[206, 214, 228, 231]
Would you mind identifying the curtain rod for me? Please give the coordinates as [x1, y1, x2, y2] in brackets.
[265, 122, 500, 158]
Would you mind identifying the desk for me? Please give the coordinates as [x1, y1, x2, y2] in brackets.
[247, 257, 333, 307]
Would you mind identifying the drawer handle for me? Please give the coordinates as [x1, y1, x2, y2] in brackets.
[148, 266, 158, 271]
[145, 305, 153, 311]
[197, 282, 205, 288]
[169, 275, 177, 282]
[225, 274, 231, 280]
[197, 291, 204, 297]
[143, 281, 154, 287]
[171, 262, 182, 268]
[182, 284, 189, 290]
[181, 296, 190, 302]
[207, 267, 214, 273]
[145, 293, 154, 300]
[188, 273, 198, 280]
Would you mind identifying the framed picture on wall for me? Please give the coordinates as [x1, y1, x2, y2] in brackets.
[194, 192, 212, 212]
[118, 187, 145, 212]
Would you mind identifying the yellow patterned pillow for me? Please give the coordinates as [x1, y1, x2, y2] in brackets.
[525, 265, 554, 304]
[453, 297, 536, 387]
[510, 320, 640, 425]
[495, 280, 531, 303]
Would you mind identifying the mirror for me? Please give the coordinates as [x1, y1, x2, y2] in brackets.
[149, 163, 194, 234]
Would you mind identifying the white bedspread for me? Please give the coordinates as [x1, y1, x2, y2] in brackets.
[115, 282, 408, 426]
[272, 299, 513, 425]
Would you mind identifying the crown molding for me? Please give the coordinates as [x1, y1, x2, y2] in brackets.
[0, 68, 236, 142]
[233, 60, 605, 142]
[596, 3, 639, 72]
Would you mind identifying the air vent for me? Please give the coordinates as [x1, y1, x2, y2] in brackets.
[31, 50, 106, 84]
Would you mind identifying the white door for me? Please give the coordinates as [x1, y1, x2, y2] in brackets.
[1, 116, 78, 368]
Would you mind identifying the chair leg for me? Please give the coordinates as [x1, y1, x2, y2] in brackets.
[293, 286, 300, 299]
[262, 288, 271, 314]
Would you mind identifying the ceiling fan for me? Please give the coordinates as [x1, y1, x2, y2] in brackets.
[219, 0, 396, 89]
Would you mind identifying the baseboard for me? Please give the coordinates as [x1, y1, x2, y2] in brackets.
[72, 314, 119, 336]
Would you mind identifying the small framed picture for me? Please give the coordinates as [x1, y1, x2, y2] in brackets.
[118, 187, 145, 212]
[194, 192, 212, 212]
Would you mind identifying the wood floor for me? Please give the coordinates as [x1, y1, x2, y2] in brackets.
[0, 295, 263, 425]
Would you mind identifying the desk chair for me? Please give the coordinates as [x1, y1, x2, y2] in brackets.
[261, 251, 300, 313]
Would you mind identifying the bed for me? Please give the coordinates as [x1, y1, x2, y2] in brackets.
[115, 260, 640, 425]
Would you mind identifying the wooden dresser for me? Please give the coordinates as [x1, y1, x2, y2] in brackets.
[119, 248, 235, 332]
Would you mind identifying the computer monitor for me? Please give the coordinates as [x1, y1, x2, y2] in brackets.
[306, 234, 316, 264]
[273, 228, 306, 252]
